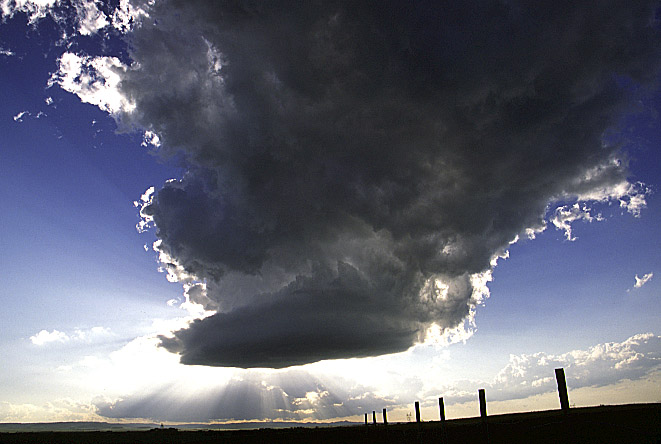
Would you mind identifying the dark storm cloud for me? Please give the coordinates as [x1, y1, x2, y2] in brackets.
[120, 0, 661, 367]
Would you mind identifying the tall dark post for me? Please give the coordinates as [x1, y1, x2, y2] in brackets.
[364, 413, 368, 425]
[439, 397, 446, 422]
[383, 408, 388, 425]
[415, 401, 421, 423]
[479, 389, 487, 421]
[372, 410, 377, 425]
[479, 389, 490, 444]
[555, 368, 570, 412]
[439, 396, 448, 444]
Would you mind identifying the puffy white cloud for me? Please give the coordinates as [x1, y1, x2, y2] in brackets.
[48, 52, 135, 115]
[1, 0, 113, 36]
[141, 130, 160, 147]
[72, 0, 107, 35]
[110, 0, 150, 33]
[634, 272, 654, 288]
[517, 333, 659, 386]
[30, 329, 69, 345]
[29, 327, 112, 346]
[1, 0, 58, 24]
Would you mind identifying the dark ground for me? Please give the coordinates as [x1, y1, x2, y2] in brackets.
[0, 403, 659, 444]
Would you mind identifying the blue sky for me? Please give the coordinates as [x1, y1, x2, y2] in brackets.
[0, 0, 660, 424]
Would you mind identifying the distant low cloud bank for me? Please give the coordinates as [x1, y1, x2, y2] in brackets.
[428, 333, 661, 405]
[29, 327, 112, 346]
[34, 0, 661, 367]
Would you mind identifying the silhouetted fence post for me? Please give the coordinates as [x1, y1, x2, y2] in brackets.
[555, 368, 570, 413]
[479, 389, 487, 421]
[479, 389, 490, 444]
[415, 401, 421, 423]
[439, 397, 446, 422]
[439, 397, 448, 444]
[364, 413, 368, 426]
[373, 410, 376, 425]
[383, 408, 388, 425]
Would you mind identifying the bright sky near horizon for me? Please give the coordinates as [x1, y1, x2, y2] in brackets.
[1, 0, 660, 424]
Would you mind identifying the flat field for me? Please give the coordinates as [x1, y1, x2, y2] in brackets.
[0, 403, 659, 444]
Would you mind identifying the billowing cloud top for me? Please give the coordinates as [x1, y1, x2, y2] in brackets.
[51, 0, 661, 368]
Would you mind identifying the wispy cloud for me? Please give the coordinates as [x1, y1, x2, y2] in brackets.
[12, 110, 29, 122]
[634, 272, 654, 288]
[550, 203, 603, 241]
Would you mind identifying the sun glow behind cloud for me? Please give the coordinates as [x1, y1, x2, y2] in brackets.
[19, 323, 660, 423]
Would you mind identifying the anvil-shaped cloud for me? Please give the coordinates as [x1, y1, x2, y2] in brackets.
[53, 0, 660, 368]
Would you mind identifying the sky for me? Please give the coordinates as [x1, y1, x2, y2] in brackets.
[0, 0, 660, 425]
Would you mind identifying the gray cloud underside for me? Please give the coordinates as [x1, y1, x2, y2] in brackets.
[117, 0, 661, 367]
[160, 262, 422, 368]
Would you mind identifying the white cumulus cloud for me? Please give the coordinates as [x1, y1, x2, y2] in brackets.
[72, 0, 107, 35]
[1, 0, 117, 36]
[426, 333, 661, 405]
[1, 0, 58, 24]
[30, 329, 69, 346]
[49, 52, 135, 116]
[29, 327, 112, 346]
